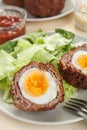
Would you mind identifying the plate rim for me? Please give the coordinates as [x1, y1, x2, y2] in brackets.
[0, 104, 83, 125]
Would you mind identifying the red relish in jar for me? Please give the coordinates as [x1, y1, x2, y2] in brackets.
[0, 16, 22, 27]
[0, 6, 26, 44]
[0, 15, 26, 44]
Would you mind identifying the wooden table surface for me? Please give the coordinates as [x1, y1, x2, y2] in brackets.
[26, 12, 87, 36]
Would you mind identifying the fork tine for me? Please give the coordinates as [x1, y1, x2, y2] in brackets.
[64, 98, 87, 119]
[64, 104, 78, 112]
[64, 103, 87, 119]
[66, 102, 87, 112]
[67, 99, 87, 114]
[68, 99, 86, 106]
[70, 98, 87, 105]
[66, 102, 81, 109]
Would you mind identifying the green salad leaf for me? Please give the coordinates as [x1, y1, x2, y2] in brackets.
[55, 28, 75, 40]
[0, 40, 17, 53]
[25, 29, 46, 44]
[0, 28, 76, 103]
[32, 49, 58, 63]
[44, 33, 72, 51]
[0, 50, 15, 80]
[63, 80, 76, 101]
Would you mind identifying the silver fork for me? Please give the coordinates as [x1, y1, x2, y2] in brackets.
[64, 98, 87, 119]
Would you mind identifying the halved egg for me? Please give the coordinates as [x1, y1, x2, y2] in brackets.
[18, 68, 58, 104]
[11, 61, 64, 111]
[72, 50, 87, 74]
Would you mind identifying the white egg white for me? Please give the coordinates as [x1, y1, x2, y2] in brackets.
[71, 50, 87, 74]
[18, 68, 58, 104]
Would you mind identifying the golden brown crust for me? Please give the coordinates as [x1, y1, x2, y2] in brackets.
[10, 61, 64, 111]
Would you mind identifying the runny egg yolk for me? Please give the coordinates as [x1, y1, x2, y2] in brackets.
[76, 54, 87, 69]
[24, 70, 49, 97]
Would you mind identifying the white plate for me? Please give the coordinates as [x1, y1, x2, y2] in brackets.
[0, 34, 87, 125]
[0, 0, 74, 21]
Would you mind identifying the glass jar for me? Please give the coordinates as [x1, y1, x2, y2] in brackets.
[74, 0, 87, 32]
[0, 6, 27, 44]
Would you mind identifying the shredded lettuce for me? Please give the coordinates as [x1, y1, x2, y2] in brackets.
[44, 33, 72, 51]
[25, 29, 46, 44]
[32, 50, 58, 63]
[0, 50, 15, 80]
[0, 40, 17, 53]
[55, 28, 75, 40]
[63, 80, 76, 101]
[0, 29, 76, 103]
[11, 39, 32, 58]
[0, 78, 13, 103]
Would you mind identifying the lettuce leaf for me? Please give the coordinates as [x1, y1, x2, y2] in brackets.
[25, 29, 46, 44]
[0, 40, 17, 53]
[44, 33, 72, 51]
[32, 49, 58, 63]
[0, 78, 13, 103]
[0, 50, 15, 80]
[55, 28, 75, 40]
[11, 39, 32, 58]
[63, 80, 76, 100]
[14, 44, 45, 70]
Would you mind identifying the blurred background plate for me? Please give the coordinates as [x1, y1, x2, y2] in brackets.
[0, 0, 74, 21]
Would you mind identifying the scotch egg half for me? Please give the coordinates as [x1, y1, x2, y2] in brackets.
[11, 61, 64, 111]
[59, 44, 87, 89]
